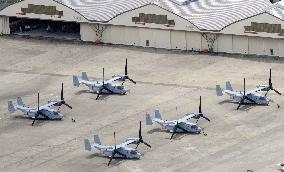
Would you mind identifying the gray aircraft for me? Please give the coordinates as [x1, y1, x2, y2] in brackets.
[84, 121, 151, 166]
[146, 96, 210, 139]
[8, 83, 72, 125]
[73, 58, 136, 100]
[216, 69, 281, 110]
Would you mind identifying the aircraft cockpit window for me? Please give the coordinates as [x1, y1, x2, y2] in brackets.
[130, 150, 136, 154]
[117, 86, 123, 90]
[191, 125, 198, 129]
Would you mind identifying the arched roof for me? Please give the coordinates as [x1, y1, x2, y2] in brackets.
[0, 0, 278, 31]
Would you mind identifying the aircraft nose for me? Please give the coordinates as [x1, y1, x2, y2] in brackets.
[58, 113, 64, 119]
[198, 127, 202, 132]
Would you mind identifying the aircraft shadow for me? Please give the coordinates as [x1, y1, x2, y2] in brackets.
[147, 128, 203, 140]
[86, 153, 139, 167]
[12, 115, 62, 126]
[147, 128, 165, 134]
[74, 90, 93, 95]
[218, 99, 237, 105]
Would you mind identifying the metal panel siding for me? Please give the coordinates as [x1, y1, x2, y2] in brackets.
[154, 29, 171, 49]
[217, 34, 233, 53]
[278, 39, 284, 57]
[139, 28, 155, 47]
[263, 38, 279, 56]
[80, 23, 96, 42]
[111, 26, 126, 45]
[248, 37, 264, 55]
[170, 31, 186, 50]
[186, 32, 201, 51]
[124, 27, 140, 46]
[233, 35, 249, 54]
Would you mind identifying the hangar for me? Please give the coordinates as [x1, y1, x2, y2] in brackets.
[1, 0, 284, 57]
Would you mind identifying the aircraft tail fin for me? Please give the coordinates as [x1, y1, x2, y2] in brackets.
[146, 114, 153, 125]
[94, 135, 101, 145]
[216, 84, 223, 96]
[84, 139, 92, 151]
[17, 97, 24, 107]
[8, 101, 16, 113]
[82, 72, 89, 81]
[73, 75, 81, 87]
[154, 110, 162, 119]
[226, 81, 233, 91]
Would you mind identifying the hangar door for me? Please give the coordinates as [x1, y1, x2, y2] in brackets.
[9, 17, 80, 40]
[233, 35, 249, 54]
[248, 37, 264, 55]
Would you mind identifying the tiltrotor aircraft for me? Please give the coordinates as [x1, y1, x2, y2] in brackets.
[8, 83, 72, 125]
[216, 69, 281, 110]
[73, 58, 136, 100]
[84, 121, 151, 166]
[146, 96, 210, 139]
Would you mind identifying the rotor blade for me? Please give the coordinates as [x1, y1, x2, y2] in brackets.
[237, 101, 243, 110]
[265, 90, 270, 96]
[38, 111, 50, 119]
[170, 125, 177, 140]
[244, 96, 256, 103]
[199, 96, 202, 114]
[142, 141, 151, 148]
[114, 132, 116, 148]
[61, 83, 64, 100]
[269, 68, 272, 86]
[243, 78, 246, 96]
[37, 93, 39, 111]
[127, 77, 136, 84]
[176, 125, 188, 133]
[103, 85, 115, 94]
[272, 88, 282, 95]
[32, 115, 37, 126]
[125, 58, 128, 76]
[96, 88, 104, 100]
[63, 102, 72, 109]
[201, 115, 210, 122]
[139, 121, 142, 139]
[135, 142, 140, 149]
[108, 152, 116, 166]
[103, 68, 105, 85]
[114, 149, 127, 158]
[96, 93, 101, 100]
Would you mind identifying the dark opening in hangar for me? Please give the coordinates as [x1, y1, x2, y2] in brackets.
[9, 17, 80, 40]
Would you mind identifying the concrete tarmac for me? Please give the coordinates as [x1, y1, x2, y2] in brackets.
[0, 37, 283, 172]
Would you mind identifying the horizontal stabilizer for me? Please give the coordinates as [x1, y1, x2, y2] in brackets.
[216, 85, 223, 96]
[84, 139, 92, 151]
[8, 101, 16, 113]
[146, 114, 153, 125]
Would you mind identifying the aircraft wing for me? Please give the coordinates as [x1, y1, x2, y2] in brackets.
[39, 101, 61, 110]
[178, 113, 197, 122]
[117, 139, 139, 148]
[105, 76, 124, 84]
[246, 86, 269, 94]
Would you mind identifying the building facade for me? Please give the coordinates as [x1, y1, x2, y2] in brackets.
[1, 0, 284, 57]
